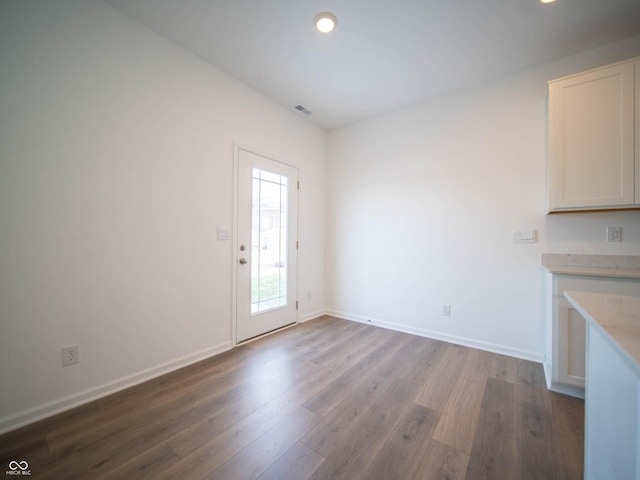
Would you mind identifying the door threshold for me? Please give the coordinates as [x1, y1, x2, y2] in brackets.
[236, 322, 298, 346]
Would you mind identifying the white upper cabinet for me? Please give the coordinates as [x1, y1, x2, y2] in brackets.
[548, 59, 638, 212]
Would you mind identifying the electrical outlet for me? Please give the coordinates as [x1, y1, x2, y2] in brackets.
[441, 304, 451, 316]
[62, 345, 79, 367]
[606, 227, 622, 243]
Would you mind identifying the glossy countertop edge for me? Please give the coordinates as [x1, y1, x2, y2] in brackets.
[542, 265, 640, 279]
[564, 291, 640, 376]
[541, 254, 640, 268]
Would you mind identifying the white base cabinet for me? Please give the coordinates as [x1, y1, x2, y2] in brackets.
[544, 273, 640, 398]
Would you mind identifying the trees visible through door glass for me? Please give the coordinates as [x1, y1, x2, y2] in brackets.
[251, 168, 288, 314]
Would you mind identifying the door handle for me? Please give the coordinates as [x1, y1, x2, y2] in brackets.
[239, 258, 247, 265]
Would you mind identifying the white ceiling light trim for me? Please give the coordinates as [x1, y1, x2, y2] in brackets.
[314, 12, 338, 33]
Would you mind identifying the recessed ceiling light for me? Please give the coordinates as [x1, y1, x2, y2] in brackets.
[314, 12, 338, 33]
[540, 0, 556, 3]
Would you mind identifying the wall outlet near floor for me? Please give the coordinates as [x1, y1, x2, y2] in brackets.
[62, 345, 79, 366]
[441, 304, 451, 316]
[606, 227, 622, 243]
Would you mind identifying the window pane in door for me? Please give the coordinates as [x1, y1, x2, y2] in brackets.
[251, 168, 288, 314]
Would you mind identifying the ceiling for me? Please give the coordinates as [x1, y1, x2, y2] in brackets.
[104, 0, 640, 129]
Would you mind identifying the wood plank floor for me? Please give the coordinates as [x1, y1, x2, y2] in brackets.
[0, 316, 584, 479]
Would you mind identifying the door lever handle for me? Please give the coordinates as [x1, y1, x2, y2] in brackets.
[239, 258, 247, 265]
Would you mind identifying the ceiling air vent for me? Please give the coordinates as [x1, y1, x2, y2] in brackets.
[294, 104, 312, 115]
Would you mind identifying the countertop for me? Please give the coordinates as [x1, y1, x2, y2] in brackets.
[542, 254, 640, 279]
[565, 291, 640, 375]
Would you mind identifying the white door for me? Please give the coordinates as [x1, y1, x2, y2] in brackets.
[235, 147, 298, 343]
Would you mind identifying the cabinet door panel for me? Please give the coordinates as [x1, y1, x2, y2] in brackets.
[549, 62, 634, 210]
[556, 297, 585, 388]
[566, 307, 586, 383]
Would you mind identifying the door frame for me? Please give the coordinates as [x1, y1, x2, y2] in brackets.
[231, 142, 299, 346]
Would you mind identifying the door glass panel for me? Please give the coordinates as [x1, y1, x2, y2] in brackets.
[251, 168, 288, 314]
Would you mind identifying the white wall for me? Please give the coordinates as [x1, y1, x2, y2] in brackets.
[326, 35, 640, 361]
[0, 0, 326, 431]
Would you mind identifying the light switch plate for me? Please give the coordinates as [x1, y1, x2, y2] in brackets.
[512, 229, 537, 243]
[217, 227, 230, 241]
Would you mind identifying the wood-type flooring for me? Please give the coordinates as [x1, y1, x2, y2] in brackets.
[0, 316, 584, 479]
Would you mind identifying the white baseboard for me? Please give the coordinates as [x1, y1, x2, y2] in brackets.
[548, 382, 585, 399]
[326, 309, 544, 364]
[300, 310, 326, 323]
[543, 361, 585, 399]
[543, 361, 553, 389]
[0, 341, 232, 435]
